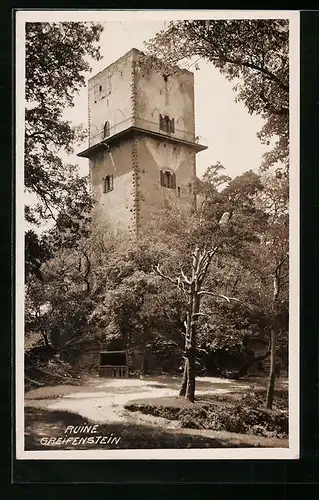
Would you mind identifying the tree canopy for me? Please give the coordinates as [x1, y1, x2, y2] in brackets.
[25, 21, 103, 224]
[24, 21, 103, 279]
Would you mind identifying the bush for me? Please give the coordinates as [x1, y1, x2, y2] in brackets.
[126, 393, 288, 439]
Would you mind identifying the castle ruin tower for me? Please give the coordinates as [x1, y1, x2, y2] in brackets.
[78, 48, 207, 235]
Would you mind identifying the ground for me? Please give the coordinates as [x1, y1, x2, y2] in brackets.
[24, 374, 288, 450]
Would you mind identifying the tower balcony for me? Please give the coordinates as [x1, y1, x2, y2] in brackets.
[78, 123, 207, 159]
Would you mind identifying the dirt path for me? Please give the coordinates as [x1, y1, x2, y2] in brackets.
[24, 375, 288, 450]
[25, 375, 248, 425]
[26, 377, 248, 423]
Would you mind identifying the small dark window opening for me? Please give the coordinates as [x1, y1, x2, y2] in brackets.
[99, 85, 102, 92]
[170, 117, 175, 133]
[188, 182, 192, 193]
[163, 74, 168, 82]
[160, 170, 176, 189]
[103, 121, 110, 138]
[103, 174, 114, 193]
[177, 187, 181, 198]
[159, 114, 175, 133]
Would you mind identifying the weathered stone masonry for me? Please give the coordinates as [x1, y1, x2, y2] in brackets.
[78, 48, 207, 234]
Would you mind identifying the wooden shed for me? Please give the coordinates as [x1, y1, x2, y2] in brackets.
[98, 350, 129, 378]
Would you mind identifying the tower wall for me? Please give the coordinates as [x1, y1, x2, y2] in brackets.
[89, 138, 136, 232]
[133, 53, 195, 143]
[80, 48, 206, 234]
[136, 136, 196, 228]
[88, 51, 134, 147]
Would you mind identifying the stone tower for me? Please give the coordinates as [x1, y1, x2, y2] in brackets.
[78, 48, 207, 234]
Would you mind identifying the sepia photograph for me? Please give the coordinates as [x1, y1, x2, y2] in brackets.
[15, 9, 299, 460]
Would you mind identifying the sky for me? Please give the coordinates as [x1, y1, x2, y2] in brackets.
[66, 19, 269, 180]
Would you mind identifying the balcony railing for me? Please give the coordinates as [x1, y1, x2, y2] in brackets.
[89, 116, 195, 146]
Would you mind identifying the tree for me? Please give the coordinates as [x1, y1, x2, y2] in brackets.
[258, 174, 289, 409]
[25, 229, 52, 282]
[25, 246, 95, 349]
[143, 19, 289, 174]
[156, 246, 225, 401]
[25, 22, 103, 271]
[25, 21, 103, 216]
[153, 164, 288, 402]
[88, 235, 186, 374]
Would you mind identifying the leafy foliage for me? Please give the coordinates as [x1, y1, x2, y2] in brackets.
[24, 21, 103, 277]
[25, 247, 94, 348]
[89, 240, 186, 362]
[25, 230, 53, 281]
[25, 22, 102, 218]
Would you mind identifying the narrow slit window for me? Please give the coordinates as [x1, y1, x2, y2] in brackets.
[164, 115, 170, 132]
[103, 174, 114, 193]
[103, 121, 110, 138]
[171, 118, 175, 133]
[177, 186, 181, 198]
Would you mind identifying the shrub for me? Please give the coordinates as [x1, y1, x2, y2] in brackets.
[126, 397, 288, 438]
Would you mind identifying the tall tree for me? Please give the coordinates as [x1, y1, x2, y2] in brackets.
[154, 169, 267, 401]
[156, 245, 234, 402]
[257, 173, 289, 408]
[25, 21, 103, 222]
[24, 22, 103, 275]
[143, 19, 289, 174]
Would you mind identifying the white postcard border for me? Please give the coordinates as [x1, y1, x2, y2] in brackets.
[15, 9, 300, 461]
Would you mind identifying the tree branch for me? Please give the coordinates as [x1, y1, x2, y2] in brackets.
[155, 264, 178, 285]
[198, 291, 252, 310]
[180, 268, 191, 285]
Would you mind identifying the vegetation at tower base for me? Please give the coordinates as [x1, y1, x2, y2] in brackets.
[150, 167, 288, 405]
[24, 21, 103, 279]
[144, 19, 289, 177]
[25, 166, 288, 411]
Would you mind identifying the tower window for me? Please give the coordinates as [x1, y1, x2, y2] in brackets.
[99, 85, 102, 92]
[103, 121, 110, 138]
[160, 170, 176, 189]
[177, 186, 181, 198]
[159, 114, 175, 134]
[103, 174, 114, 193]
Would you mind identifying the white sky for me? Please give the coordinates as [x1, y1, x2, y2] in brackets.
[67, 19, 269, 180]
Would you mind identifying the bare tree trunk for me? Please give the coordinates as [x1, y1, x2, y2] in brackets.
[266, 268, 281, 409]
[142, 352, 149, 375]
[156, 246, 218, 403]
[266, 329, 277, 409]
[185, 348, 196, 402]
[185, 293, 200, 402]
[265, 255, 287, 409]
[179, 358, 188, 396]
[180, 300, 193, 397]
